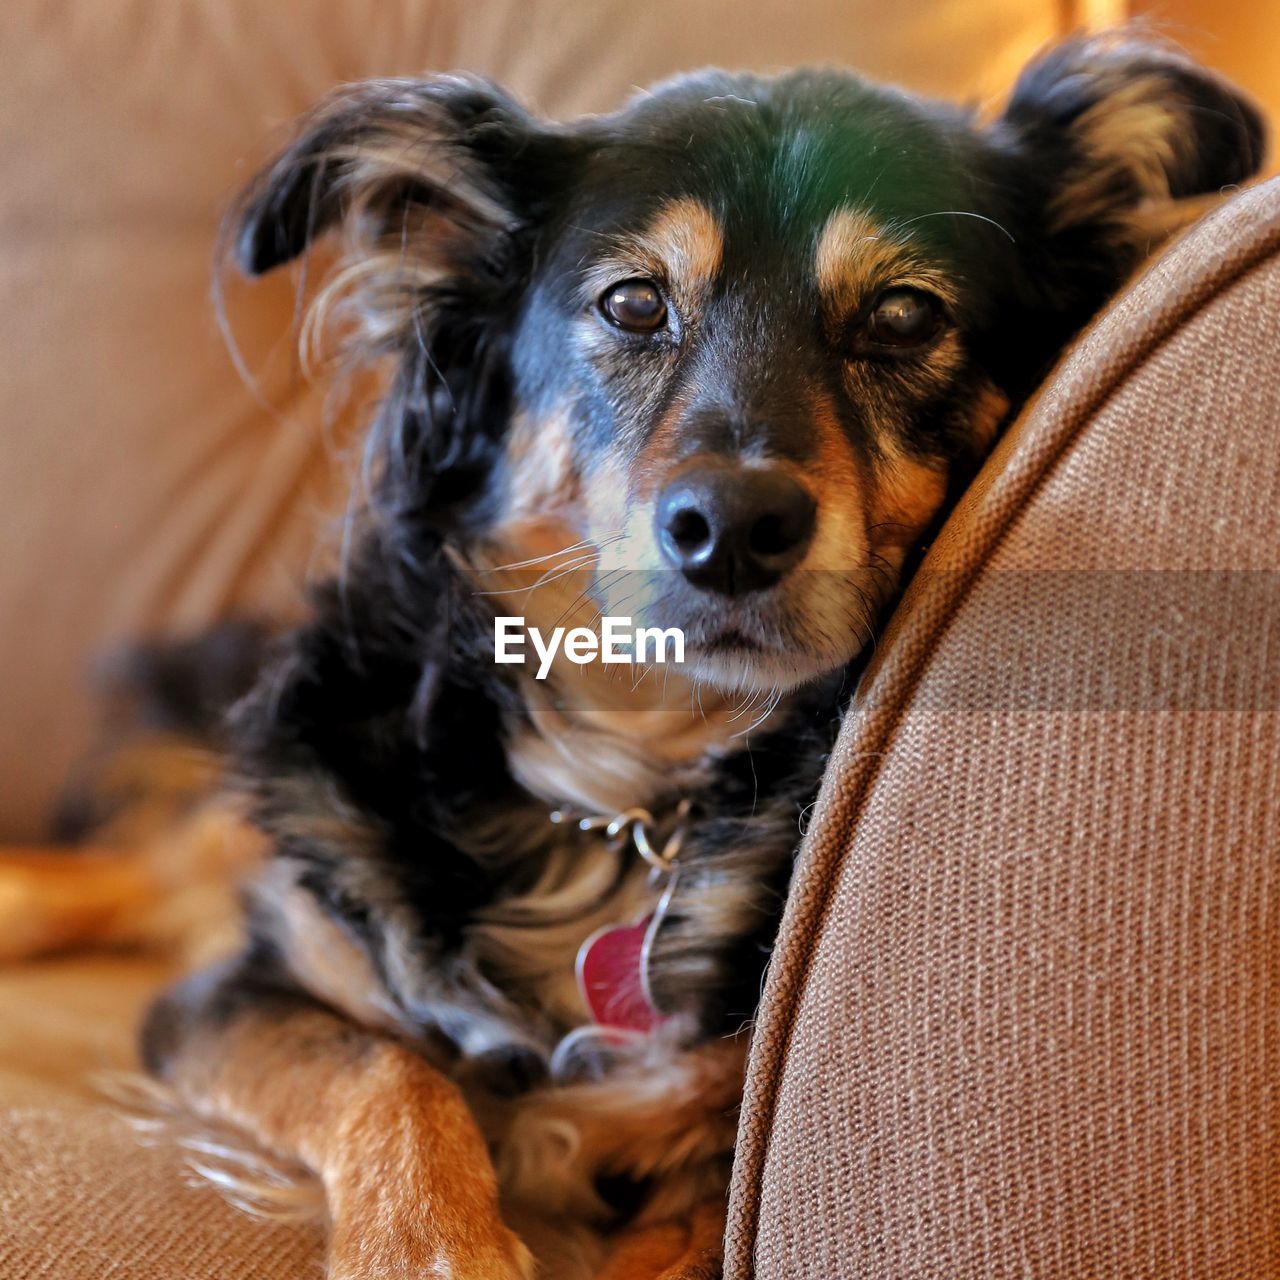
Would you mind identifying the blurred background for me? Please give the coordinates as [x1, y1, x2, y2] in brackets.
[0, 0, 1274, 842]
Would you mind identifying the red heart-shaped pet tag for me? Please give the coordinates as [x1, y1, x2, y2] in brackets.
[576, 914, 667, 1034]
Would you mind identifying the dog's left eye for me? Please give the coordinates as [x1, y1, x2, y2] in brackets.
[600, 279, 668, 332]
[864, 288, 943, 349]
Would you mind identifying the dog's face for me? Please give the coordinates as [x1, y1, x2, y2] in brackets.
[502, 75, 1023, 691]
[235, 37, 1262, 694]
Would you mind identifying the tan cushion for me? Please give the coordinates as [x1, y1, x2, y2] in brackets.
[0, 954, 325, 1280]
[727, 177, 1280, 1278]
[0, 0, 1060, 841]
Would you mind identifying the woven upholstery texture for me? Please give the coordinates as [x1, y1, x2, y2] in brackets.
[727, 178, 1280, 1278]
[0, 954, 326, 1278]
[0, 1103, 325, 1280]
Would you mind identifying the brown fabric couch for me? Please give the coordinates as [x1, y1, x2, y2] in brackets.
[2, 4, 1278, 1277]
[728, 176, 1280, 1277]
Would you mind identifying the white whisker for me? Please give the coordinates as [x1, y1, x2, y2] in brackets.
[472, 553, 601, 598]
[726, 687, 765, 724]
[484, 531, 624, 575]
[737, 687, 783, 738]
[483, 540, 597, 573]
[899, 209, 1016, 243]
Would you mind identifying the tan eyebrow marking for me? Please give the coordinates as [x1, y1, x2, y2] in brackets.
[641, 196, 724, 295]
[815, 208, 903, 312]
[814, 207, 957, 318]
[585, 197, 724, 317]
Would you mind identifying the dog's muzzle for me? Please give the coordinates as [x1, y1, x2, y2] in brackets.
[654, 462, 816, 597]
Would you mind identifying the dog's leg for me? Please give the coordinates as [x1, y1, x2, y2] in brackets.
[0, 847, 159, 960]
[0, 801, 261, 962]
[596, 1201, 724, 1280]
[143, 962, 534, 1280]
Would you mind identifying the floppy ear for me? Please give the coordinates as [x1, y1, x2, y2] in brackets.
[230, 75, 573, 529]
[986, 33, 1265, 377]
[236, 74, 545, 272]
[232, 74, 567, 355]
[997, 33, 1265, 242]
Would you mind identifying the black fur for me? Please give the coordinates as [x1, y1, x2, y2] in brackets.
[55, 619, 270, 842]
[131, 34, 1264, 1262]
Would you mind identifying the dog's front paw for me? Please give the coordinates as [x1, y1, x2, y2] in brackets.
[327, 1214, 535, 1280]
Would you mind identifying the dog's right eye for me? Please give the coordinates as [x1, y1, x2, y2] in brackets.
[863, 288, 943, 350]
[600, 279, 668, 332]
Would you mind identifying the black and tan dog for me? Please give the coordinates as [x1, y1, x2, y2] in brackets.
[2, 33, 1263, 1280]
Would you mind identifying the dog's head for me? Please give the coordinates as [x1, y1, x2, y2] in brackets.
[235, 35, 1263, 694]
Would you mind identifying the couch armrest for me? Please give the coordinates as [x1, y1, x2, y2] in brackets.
[730, 177, 1280, 1279]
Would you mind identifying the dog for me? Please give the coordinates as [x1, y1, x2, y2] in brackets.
[2, 32, 1263, 1280]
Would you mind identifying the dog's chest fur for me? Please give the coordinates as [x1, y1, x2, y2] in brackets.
[471, 670, 756, 1035]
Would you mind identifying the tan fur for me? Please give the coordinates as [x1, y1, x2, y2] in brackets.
[1124, 191, 1231, 243]
[583, 198, 724, 322]
[814, 207, 959, 320]
[0, 737, 262, 964]
[1048, 75, 1181, 236]
[868, 444, 949, 551]
[145, 992, 742, 1280]
[966, 381, 1012, 456]
[476, 1036, 744, 1276]
[168, 1004, 534, 1280]
[498, 407, 585, 528]
[805, 392, 868, 572]
[597, 1201, 726, 1280]
[641, 198, 724, 304]
[505, 675, 743, 817]
[597, 1220, 692, 1279]
[862, 382, 1007, 553]
[257, 864, 406, 1036]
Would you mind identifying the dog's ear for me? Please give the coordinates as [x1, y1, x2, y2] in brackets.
[985, 33, 1265, 377]
[231, 76, 574, 530]
[230, 75, 571, 361]
[996, 33, 1265, 242]
[235, 74, 549, 275]
[994, 31, 1266, 329]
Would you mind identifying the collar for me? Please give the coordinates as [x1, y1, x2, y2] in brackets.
[549, 799, 690, 1036]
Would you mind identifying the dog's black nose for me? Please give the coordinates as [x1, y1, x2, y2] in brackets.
[655, 465, 816, 596]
